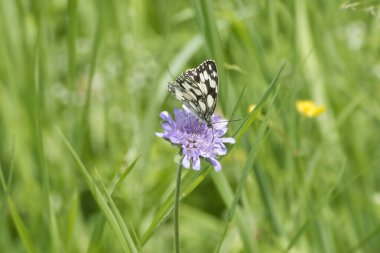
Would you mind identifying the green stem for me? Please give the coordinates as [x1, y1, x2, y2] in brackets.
[174, 157, 183, 253]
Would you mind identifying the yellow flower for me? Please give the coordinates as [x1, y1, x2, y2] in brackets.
[296, 100, 326, 117]
[248, 104, 256, 113]
[247, 104, 265, 119]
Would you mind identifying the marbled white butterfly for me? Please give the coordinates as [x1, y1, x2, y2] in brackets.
[168, 60, 218, 126]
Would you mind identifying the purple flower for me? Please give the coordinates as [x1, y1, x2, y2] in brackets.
[156, 106, 235, 171]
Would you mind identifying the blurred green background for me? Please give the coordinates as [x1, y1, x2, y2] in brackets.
[1, 0, 380, 252]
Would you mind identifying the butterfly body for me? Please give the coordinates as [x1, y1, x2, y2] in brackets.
[168, 60, 218, 126]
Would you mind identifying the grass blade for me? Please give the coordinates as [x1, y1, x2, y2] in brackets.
[58, 129, 139, 253]
[228, 85, 246, 123]
[228, 90, 278, 221]
[111, 157, 139, 195]
[86, 157, 139, 252]
[0, 167, 37, 253]
[233, 63, 286, 142]
[213, 85, 280, 252]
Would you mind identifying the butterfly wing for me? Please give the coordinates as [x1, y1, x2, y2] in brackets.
[168, 60, 218, 124]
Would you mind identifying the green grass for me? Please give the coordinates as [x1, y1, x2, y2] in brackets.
[1, 0, 380, 252]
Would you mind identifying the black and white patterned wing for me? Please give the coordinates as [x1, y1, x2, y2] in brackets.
[168, 60, 218, 125]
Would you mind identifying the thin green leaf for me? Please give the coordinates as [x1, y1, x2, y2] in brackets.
[78, 0, 103, 153]
[233, 63, 286, 142]
[86, 217, 106, 253]
[94, 170, 142, 251]
[228, 87, 279, 221]
[228, 85, 246, 123]
[87, 157, 139, 252]
[111, 157, 139, 195]
[349, 224, 380, 253]
[58, 129, 139, 253]
[0, 167, 37, 253]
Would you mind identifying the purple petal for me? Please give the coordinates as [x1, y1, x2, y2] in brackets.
[213, 143, 227, 155]
[182, 105, 191, 113]
[220, 137, 235, 144]
[162, 123, 174, 132]
[212, 116, 227, 128]
[193, 157, 201, 170]
[214, 122, 228, 130]
[160, 111, 173, 122]
[182, 155, 190, 168]
[174, 108, 185, 120]
[209, 157, 222, 172]
[168, 137, 181, 144]
[182, 146, 189, 155]
[215, 127, 227, 136]
[155, 132, 164, 137]
[212, 115, 222, 122]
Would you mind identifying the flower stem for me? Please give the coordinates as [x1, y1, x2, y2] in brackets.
[174, 157, 183, 253]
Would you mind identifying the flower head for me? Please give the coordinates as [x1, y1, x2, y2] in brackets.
[156, 106, 235, 171]
[296, 100, 326, 117]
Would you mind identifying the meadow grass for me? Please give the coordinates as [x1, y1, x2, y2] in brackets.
[1, 0, 380, 252]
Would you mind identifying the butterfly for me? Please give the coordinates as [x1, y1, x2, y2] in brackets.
[168, 60, 218, 126]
